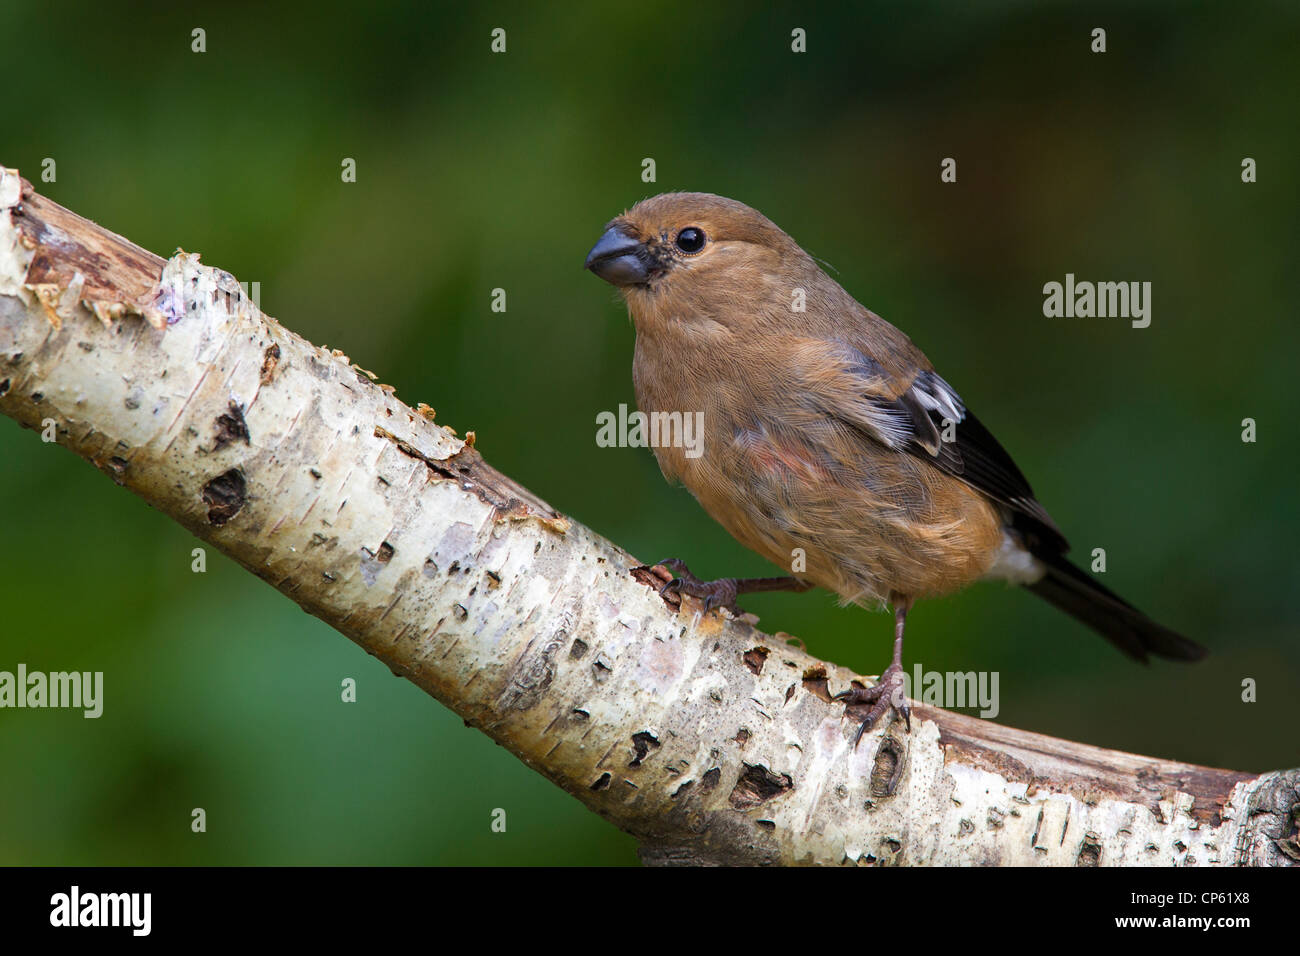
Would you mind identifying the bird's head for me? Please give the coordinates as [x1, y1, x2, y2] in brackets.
[584, 193, 804, 324]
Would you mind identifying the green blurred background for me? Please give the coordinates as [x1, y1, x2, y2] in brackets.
[0, 1, 1295, 865]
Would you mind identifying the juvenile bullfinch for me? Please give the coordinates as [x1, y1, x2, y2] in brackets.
[584, 192, 1205, 740]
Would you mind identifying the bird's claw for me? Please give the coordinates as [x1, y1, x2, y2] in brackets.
[651, 559, 743, 614]
[837, 663, 911, 746]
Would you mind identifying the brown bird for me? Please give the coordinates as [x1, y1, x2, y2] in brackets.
[584, 192, 1205, 741]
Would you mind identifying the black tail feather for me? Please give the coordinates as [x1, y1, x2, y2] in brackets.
[1025, 555, 1207, 663]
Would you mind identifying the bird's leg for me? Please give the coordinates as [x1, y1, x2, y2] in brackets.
[835, 595, 913, 744]
[646, 558, 812, 614]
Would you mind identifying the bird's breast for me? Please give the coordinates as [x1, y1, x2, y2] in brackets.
[628, 321, 1004, 603]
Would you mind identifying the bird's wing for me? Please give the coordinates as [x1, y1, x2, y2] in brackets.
[801, 340, 1069, 554]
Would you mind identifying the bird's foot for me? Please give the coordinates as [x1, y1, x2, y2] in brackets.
[649, 558, 743, 614]
[634, 559, 812, 615]
[835, 663, 911, 745]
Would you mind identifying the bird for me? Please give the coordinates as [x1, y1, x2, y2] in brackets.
[583, 191, 1206, 741]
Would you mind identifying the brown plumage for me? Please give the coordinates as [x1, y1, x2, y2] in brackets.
[585, 192, 1204, 737]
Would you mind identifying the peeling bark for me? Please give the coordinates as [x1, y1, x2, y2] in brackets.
[0, 168, 1295, 867]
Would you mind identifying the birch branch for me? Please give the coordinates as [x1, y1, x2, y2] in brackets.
[0, 167, 1294, 867]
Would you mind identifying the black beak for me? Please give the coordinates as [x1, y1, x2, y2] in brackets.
[584, 225, 650, 286]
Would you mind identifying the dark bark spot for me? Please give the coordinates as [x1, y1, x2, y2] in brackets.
[569, 638, 588, 659]
[733, 729, 750, 748]
[213, 401, 249, 450]
[629, 731, 660, 768]
[1076, 833, 1102, 866]
[756, 820, 776, 831]
[359, 540, 396, 585]
[259, 343, 281, 385]
[801, 666, 833, 703]
[700, 767, 721, 791]
[728, 763, 793, 810]
[590, 773, 611, 791]
[106, 456, 128, 482]
[870, 735, 906, 798]
[742, 646, 769, 675]
[201, 468, 247, 525]
[0, 379, 10, 396]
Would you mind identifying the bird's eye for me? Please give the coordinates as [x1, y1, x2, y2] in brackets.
[674, 227, 706, 254]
